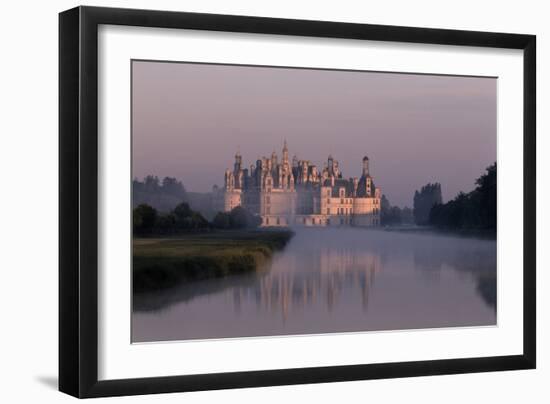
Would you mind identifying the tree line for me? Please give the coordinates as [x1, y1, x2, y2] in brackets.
[133, 175, 187, 213]
[429, 163, 496, 232]
[413, 183, 443, 225]
[382, 163, 496, 233]
[380, 195, 414, 226]
[133, 202, 261, 235]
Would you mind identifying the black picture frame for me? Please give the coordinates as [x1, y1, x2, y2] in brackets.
[59, 5, 536, 398]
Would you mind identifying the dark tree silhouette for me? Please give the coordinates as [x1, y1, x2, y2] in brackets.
[133, 204, 157, 234]
[429, 163, 496, 232]
[212, 212, 232, 229]
[173, 202, 193, 220]
[133, 175, 187, 213]
[211, 207, 261, 229]
[413, 183, 442, 225]
[133, 201, 210, 234]
[380, 194, 402, 226]
[230, 206, 262, 229]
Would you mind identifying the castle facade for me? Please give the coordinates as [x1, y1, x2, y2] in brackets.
[215, 142, 381, 227]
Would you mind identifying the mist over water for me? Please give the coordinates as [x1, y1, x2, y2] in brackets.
[132, 228, 496, 342]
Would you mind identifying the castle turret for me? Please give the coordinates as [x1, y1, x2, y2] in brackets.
[353, 177, 359, 196]
[271, 150, 278, 169]
[328, 154, 334, 174]
[234, 150, 242, 172]
[366, 176, 372, 196]
[282, 140, 289, 163]
[362, 156, 369, 176]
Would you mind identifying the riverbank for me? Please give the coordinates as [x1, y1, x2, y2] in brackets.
[133, 230, 294, 292]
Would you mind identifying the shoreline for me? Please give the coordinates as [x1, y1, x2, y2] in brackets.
[133, 229, 294, 293]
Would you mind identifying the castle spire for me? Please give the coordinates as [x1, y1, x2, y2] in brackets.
[282, 139, 289, 163]
[234, 147, 242, 172]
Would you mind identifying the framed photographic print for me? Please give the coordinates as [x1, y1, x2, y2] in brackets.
[59, 6, 536, 398]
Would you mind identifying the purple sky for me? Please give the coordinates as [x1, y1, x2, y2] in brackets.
[132, 60, 496, 207]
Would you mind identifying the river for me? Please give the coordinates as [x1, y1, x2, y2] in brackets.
[132, 228, 496, 342]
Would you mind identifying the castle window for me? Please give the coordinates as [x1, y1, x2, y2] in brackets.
[327, 218, 331, 225]
[341, 198, 344, 204]
[327, 199, 330, 204]
[266, 218, 270, 225]
[276, 217, 280, 225]
[303, 218, 306, 224]
[266, 207, 271, 214]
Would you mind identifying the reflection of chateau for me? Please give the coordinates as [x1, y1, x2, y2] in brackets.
[231, 247, 381, 319]
[216, 142, 382, 227]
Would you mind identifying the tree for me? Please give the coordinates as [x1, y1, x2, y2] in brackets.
[413, 183, 442, 225]
[474, 162, 496, 229]
[162, 176, 186, 198]
[428, 163, 496, 232]
[380, 194, 402, 226]
[143, 175, 160, 192]
[229, 206, 255, 229]
[401, 206, 414, 225]
[156, 213, 176, 233]
[133, 204, 157, 234]
[190, 212, 209, 229]
[173, 202, 193, 220]
[212, 212, 232, 229]
[133, 175, 188, 213]
[172, 202, 209, 230]
[211, 207, 261, 229]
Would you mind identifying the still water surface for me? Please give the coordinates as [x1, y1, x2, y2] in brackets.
[132, 228, 496, 342]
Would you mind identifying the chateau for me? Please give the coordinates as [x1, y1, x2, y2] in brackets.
[215, 142, 381, 227]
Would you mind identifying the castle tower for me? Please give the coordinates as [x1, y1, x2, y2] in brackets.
[366, 176, 372, 196]
[271, 150, 278, 168]
[282, 140, 289, 163]
[353, 177, 359, 196]
[362, 156, 369, 176]
[234, 150, 242, 173]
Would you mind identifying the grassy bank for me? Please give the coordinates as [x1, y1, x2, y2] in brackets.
[133, 230, 294, 292]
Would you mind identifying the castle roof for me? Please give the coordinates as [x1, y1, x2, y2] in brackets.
[324, 178, 355, 197]
[356, 175, 375, 197]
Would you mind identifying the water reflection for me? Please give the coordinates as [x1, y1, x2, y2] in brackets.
[133, 229, 496, 342]
[134, 247, 380, 318]
[412, 238, 496, 309]
[253, 247, 380, 319]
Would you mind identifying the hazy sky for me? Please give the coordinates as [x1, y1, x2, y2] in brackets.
[132, 60, 496, 207]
